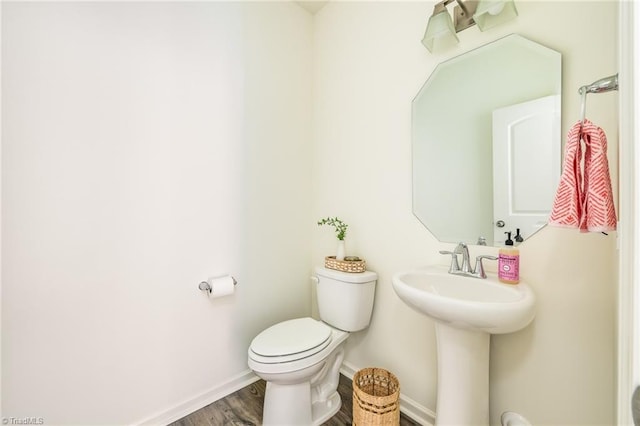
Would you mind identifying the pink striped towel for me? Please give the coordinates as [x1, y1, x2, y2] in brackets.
[549, 119, 616, 232]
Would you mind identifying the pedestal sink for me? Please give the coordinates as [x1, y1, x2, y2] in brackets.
[392, 265, 535, 426]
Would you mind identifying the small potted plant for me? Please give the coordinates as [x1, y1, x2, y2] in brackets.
[317, 216, 348, 260]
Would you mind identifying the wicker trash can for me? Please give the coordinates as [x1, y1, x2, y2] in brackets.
[352, 367, 400, 426]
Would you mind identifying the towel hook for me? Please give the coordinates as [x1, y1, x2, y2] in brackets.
[577, 73, 619, 125]
[579, 87, 588, 125]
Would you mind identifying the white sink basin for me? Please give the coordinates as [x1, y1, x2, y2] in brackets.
[392, 265, 536, 334]
[392, 264, 536, 425]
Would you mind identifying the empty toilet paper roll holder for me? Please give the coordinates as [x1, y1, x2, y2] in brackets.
[198, 276, 237, 294]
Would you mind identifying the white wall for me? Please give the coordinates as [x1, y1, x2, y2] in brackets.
[313, 2, 618, 425]
[1, 2, 312, 424]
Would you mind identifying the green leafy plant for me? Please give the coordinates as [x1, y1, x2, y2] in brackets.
[317, 217, 348, 241]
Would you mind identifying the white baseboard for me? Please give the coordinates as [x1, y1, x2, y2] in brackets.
[341, 361, 436, 426]
[134, 362, 434, 426]
[134, 369, 260, 426]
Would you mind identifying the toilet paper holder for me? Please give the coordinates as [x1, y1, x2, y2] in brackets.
[198, 276, 237, 294]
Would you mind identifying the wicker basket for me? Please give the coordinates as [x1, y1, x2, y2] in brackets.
[324, 256, 366, 273]
[352, 367, 400, 426]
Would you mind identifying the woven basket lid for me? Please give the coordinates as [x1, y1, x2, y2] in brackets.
[316, 266, 377, 283]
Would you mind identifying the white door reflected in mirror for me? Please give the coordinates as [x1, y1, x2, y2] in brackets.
[492, 95, 561, 244]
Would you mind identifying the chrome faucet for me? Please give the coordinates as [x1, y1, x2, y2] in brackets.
[439, 242, 497, 279]
[455, 242, 472, 274]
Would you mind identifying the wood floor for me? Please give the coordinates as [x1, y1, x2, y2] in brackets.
[170, 374, 420, 426]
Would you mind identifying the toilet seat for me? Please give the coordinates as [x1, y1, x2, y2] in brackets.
[249, 318, 332, 364]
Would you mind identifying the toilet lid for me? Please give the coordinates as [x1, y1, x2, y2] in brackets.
[250, 318, 332, 359]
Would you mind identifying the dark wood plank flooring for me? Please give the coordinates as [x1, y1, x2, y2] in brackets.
[170, 374, 420, 426]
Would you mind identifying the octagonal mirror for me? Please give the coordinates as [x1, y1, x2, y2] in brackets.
[412, 34, 562, 247]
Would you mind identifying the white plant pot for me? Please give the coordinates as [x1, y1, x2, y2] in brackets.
[336, 240, 345, 261]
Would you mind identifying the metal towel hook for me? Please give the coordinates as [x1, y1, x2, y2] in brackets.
[579, 88, 588, 124]
[578, 73, 619, 125]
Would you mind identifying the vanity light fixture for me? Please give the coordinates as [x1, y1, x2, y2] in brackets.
[473, 0, 518, 31]
[421, 0, 518, 52]
[422, 2, 459, 53]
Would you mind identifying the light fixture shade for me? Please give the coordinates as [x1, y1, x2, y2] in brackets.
[473, 0, 518, 31]
[422, 10, 459, 53]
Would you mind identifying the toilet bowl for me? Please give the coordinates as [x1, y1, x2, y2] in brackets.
[248, 318, 349, 425]
[248, 267, 377, 426]
[501, 411, 533, 426]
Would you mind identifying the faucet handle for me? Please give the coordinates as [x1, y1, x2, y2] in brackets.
[439, 250, 460, 273]
[474, 255, 498, 279]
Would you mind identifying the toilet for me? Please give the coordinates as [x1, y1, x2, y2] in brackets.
[248, 266, 377, 426]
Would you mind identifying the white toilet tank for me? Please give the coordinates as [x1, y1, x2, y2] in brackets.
[315, 266, 377, 332]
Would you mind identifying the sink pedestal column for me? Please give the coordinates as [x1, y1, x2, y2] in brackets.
[434, 323, 490, 426]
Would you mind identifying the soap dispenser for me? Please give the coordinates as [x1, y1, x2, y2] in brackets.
[514, 228, 524, 243]
[498, 231, 520, 284]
